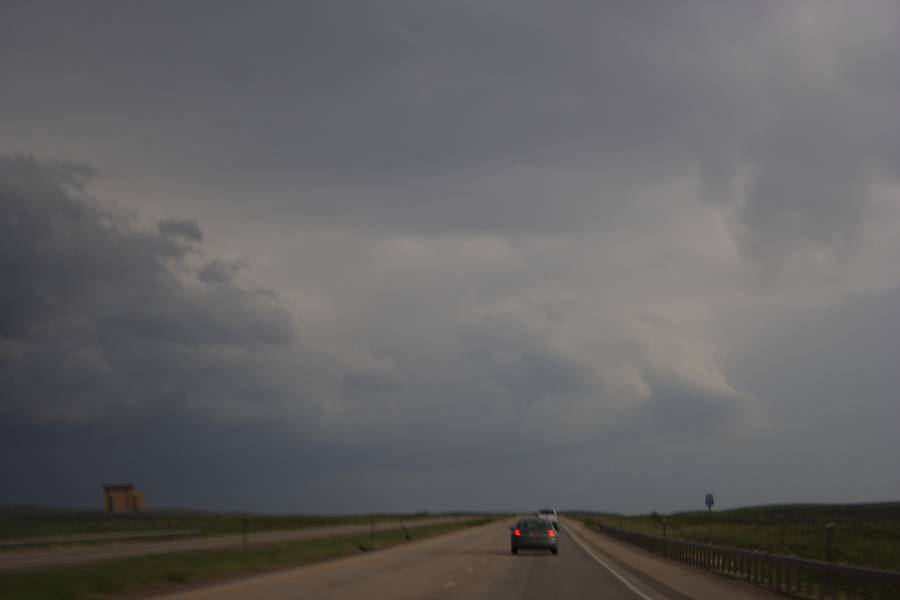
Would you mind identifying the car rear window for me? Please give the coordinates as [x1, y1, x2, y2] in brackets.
[520, 519, 549, 528]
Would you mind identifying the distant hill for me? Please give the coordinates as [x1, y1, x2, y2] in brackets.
[565, 501, 900, 519]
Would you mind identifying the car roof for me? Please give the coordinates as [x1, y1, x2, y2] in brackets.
[518, 518, 549, 528]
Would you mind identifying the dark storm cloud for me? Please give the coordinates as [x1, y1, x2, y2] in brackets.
[711, 283, 900, 504]
[0, 155, 324, 425]
[727, 8, 900, 273]
[632, 364, 750, 439]
[158, 219, 204, 242]
[5, 0, 896, 238]
[197, 257, 245, 284]
[0, 153, 748, 454]
[2, 1, 900, 512]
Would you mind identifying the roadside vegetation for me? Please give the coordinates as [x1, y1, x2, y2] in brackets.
[575, 502, 900, 571]
[0, 506, 460, 542]
[0, 518, 494, 600]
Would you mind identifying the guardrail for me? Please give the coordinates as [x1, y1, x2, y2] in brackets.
[592, 523, 900, 599]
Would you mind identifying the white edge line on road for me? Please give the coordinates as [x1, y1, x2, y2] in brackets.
[566, 525, 657, 600]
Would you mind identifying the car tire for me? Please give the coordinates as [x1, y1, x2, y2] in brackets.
[511, 545, 518, 554]
[551, 548, 558, 555]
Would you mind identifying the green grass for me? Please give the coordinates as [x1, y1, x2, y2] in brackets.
[0, 508, 451, 542]
[0, 518, 494, 600]
[576, 502, 900, 571]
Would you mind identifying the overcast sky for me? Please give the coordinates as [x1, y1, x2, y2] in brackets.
[2, 1, 900, 514]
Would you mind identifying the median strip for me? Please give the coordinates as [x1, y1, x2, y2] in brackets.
[0, 518, 493, 600]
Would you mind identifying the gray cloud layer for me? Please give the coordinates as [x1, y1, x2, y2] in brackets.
[1, 156, 297, 424]
[2, 1, 900, 512]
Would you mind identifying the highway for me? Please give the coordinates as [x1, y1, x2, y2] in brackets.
[153, 519, 665, 600]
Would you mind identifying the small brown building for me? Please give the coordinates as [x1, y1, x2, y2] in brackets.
[103, 483, 145, 513]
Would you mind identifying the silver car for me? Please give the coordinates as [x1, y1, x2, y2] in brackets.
[536, 508, 560, 530]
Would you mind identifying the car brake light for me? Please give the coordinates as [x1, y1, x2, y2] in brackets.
[514, 529, 522, 536]
[548, 530, 556, 537]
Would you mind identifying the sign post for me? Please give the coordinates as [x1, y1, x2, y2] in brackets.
[705, 493, 714, 544]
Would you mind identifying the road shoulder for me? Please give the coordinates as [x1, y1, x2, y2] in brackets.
[562, 518, 784, 600]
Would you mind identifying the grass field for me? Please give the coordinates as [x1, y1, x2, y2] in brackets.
[0, 518, 494, 600]
[0, 507, 454, 542]
[576, 502, 900, 571]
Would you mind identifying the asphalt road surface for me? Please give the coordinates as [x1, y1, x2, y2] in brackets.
[154, 519, 661, 600]
[0, 517, 456, 572]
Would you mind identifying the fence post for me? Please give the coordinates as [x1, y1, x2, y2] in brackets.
[824, 522, 835, 598]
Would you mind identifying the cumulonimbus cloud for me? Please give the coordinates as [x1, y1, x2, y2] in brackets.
[0, 155, 754, 451]
[0, 155, 402, 429]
